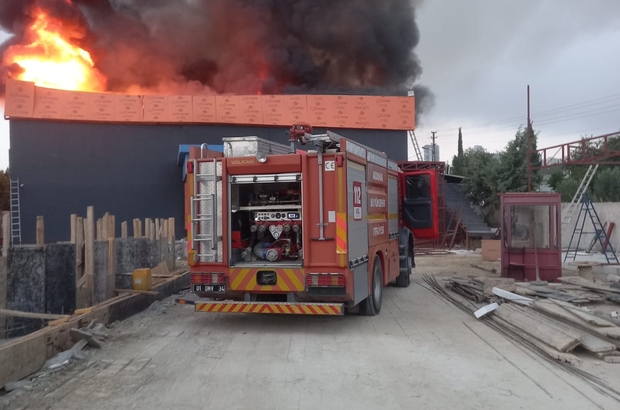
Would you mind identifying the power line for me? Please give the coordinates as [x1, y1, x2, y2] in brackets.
[432, 92, 620, 134]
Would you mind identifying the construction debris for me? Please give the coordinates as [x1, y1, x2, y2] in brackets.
[423, 274, 620, 402]
[432, 274, 620, 365]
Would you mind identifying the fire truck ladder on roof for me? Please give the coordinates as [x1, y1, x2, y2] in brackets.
[562, 164, 599, 233]
[408, 130, 423, 161]
[10, 179, 22, 245]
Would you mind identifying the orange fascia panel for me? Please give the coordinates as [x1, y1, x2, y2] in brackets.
[143, 95, 170, 122]
[332, 95, 354, 129]
[238, 95, 263, 125]
[192, 95, 216, 123]
[115, 95, 143, 122]
[4, 79, 35, 118]
[307, 95, 334, 127]
[285, 95, 308, 124]
[261, 95, 286, 125]
[351, 95, 376, 129]
[216, 95, 241, 124]
[34, 86, 68, 119]
[374, 96, 400, 130]
[90, 92, 117, 121]
[395, 96, 416, 130]
[62, 91, 92, 121]
[168, 95, 193, 123]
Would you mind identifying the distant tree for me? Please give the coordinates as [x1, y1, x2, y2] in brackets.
[547, 170, 565, 191]
[555, 178, 580, 202]
[461, 147, 500, 207]
[451, 127, 465, 175]
[593, 167, 620, 202]
[0, 168, 9, 211]
[496, 127, 543, 193]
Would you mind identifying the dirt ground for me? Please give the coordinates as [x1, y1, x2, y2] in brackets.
[2, 252, 619, 410]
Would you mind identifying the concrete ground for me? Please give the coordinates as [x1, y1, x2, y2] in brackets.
[2, 253, 620, 410]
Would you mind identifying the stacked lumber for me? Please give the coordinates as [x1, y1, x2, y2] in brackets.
[437, 274, 620, 365]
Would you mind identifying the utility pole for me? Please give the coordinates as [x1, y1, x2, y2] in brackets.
[527, 85, 532, 192]
[431, 131, 437, 162]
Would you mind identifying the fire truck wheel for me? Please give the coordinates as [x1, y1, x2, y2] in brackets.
[360, 256, 383, 316]
[396, 241, 412, 288]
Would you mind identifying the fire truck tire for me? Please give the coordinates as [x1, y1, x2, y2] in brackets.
[360, 256, 383, 316]
[396, 240, 412, 288]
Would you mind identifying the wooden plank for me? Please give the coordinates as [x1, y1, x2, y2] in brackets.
[121, 222, 128, 239]
[107, 238, 115, 300]
[70, 214, 77, 244]
[36, 216, 44, 246]
[491, 314, 580, 365]
[168, 217, 175, 243]
[47, 317, 69, 327]
[102, 213, 109, 241]
[0, 309, 69, 320]
[0, 271, 189, 389]
[145, 219, 152, 240]
[549, 299, 618, 327]
[75, 217, 87, 309]
[110, 215, 116, 239]
[162, 219, 168, 241]
[494, 305, 582, 352]
[512, 304, 616, 353]
[155, 219, 161, 241]
[557, 277, 620, 295]
[534, 300, 620, 341]
[115, 289, 159, 296]
[96, 218, 103, 241]
[85, 207, 95, 307]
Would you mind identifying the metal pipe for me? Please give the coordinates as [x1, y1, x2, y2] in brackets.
[200, 143, 209, 159]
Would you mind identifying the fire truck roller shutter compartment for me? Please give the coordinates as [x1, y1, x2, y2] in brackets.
[195, 159, 224, 263]
[347, 160, 370, 306]
[229, 174, 303, 267]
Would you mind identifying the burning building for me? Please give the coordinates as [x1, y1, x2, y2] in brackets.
[1, 0, 430, 243]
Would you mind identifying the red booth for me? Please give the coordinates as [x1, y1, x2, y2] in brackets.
[500, 193, 562, 282]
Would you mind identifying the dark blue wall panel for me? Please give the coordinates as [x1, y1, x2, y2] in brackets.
[9, 120, 407, 244]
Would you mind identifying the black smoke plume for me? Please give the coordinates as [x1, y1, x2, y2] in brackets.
[1, 0, 433, 118]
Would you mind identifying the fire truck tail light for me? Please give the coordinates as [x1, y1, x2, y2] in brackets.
[192, 273, 225, 285]
[306, 274, 345, 287]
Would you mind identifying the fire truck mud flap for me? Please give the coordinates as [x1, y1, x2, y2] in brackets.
[176, 299, 344, 315]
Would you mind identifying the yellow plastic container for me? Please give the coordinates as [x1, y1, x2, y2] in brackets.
[132, 268, 152, 291]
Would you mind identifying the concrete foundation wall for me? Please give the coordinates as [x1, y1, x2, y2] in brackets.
[2, 237, 175, 339]
[9, 119, 407, 244]
[6, 247, 45, 338]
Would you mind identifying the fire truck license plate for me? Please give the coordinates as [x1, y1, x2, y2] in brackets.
[193, 285, 226, 293]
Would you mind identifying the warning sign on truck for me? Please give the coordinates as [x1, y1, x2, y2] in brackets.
[353, 181, 363, 221]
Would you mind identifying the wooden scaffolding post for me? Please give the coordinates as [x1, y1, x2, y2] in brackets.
[85, 207, 95, 307]
[70, 214, 77, 244]
[121, 222, 128, 239]
[168, 217, 175, 244]
[109, 215, 116, 239]
[36, 216, 44, 246]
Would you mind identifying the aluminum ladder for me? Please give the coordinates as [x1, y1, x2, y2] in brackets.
[9, 179, 22, 245]
[408, 130, 423, 161]
[564, 193, 619, 263]
[562, 164, 599, 232]
[191, 158, 221, 262]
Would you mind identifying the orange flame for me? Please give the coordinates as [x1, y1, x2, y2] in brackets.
[3, 9, 106, 92]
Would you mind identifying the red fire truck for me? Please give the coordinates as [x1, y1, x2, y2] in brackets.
[179, 125, 440, 316]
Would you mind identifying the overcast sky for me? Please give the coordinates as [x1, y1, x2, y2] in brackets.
[1, 0, 620, 168]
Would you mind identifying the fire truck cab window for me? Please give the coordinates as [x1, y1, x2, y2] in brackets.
[406, 174, 431, 200]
